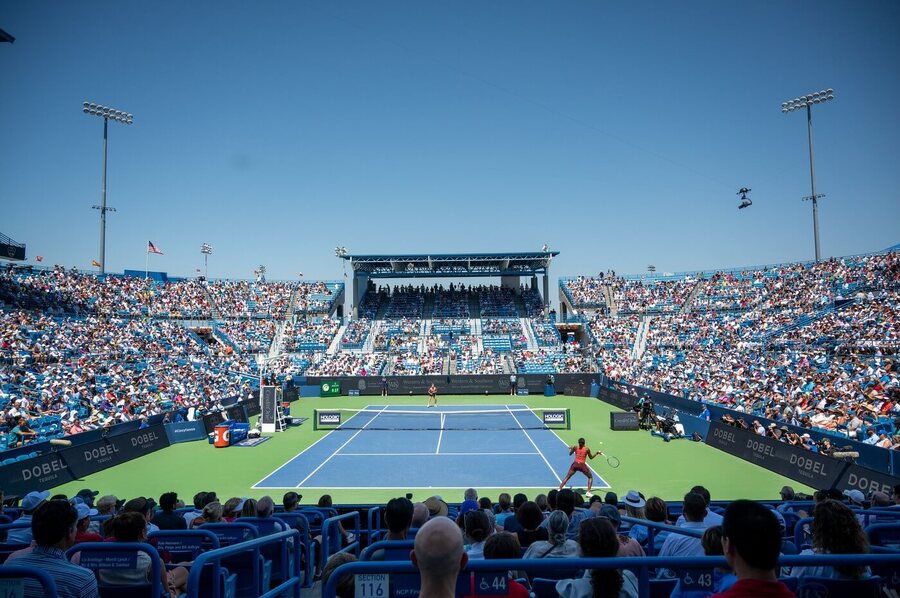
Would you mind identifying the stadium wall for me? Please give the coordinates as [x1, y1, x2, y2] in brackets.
[303, 373, 598, 397]
[595, 381, 900, 496]
[609, 379, 892, 474]
[0, 394, 267, 496]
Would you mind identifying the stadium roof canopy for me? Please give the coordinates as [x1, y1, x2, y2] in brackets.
[341, 251, 559, 279]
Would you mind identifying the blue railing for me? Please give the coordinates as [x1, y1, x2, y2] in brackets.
[323, 553, 900, 598]
[185, 529, 301, 598]
[321, 511, 362, 568]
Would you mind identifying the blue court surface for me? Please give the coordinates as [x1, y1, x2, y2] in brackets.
[254, 405, 608, 490]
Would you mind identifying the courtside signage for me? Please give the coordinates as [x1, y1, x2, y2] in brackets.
[543, 410, 566, 425]
[318, 411, 342, 426]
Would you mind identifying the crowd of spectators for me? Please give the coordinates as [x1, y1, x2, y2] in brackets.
[306, 352, 386, 377]
[512, 349, 592, 374]
[216, 319, 277, 354]
[282, 317, 340, 352]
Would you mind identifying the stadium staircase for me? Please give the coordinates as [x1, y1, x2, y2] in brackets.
[632, 316, 651, 360]
[521, 317, 539, 350]
[270, 320, 287, 357]
[327, 324, 347, 355]
[361, 321, 380, 354]
[604, 284, 616, 316]
[203, 285, 221, 320]
[680, 279, 705, 314]
[469, 293, 481, 319]
[422, 292, 435, 319]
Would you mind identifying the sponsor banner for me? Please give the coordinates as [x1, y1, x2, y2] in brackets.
[304, 374, 597, 397]
[226, 404, 248, 423]
[705, 421, 841, 489]
[164, 421, 207, 444]
[261, 386, 277, 425]
[245, 397, 262, 417]
[317, 411, 342, 427]
[542, 410, 567, 426]
[610, 411, 640, 431]
[837, 463, 900, 496]
[0, 450, 75, 496]
[598, 385, 638, 412]
[63, 425, 170, 479]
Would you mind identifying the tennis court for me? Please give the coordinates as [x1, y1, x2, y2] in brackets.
[253, 405, 609, 491]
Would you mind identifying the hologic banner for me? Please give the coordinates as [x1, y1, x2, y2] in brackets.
[63, 425, 170, 479]
[0, 450, 76, 497]
[705, 421, 842, 489]
[164, 421, 207, 444]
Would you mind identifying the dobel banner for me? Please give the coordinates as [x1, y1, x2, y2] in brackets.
[65, 425, 171, 479]
[0, 450, 76, 497]
[706, 421, 839, 488]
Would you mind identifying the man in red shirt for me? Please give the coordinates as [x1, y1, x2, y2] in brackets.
[558, 437, 602, 497]
[712, 500, 796, 597]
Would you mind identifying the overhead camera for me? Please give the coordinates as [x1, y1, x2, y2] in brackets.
[737, 187, 752, 210]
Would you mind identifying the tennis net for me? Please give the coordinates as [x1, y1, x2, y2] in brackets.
[313, 407, 570, 431]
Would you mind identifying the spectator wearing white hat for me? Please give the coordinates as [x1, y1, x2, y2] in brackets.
[7, 490, 49, 545]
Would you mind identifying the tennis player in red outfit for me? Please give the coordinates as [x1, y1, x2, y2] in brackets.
[559, 437, 602, 497]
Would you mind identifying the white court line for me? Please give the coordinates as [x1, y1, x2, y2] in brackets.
[294, 405, 389, 487]
[253, 485, 567, 490]
[436, 413, 445, 454]
[505, 405, 563, 484]
[250, 415, 348, 489]
[336, 452, 542, 456]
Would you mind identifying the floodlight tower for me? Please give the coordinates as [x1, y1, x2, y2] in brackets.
[200, 243, 212, 279]
[83, 102, 133, 274]
[782, 89, 834, 262]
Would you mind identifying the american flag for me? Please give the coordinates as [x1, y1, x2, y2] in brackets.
[35, 256, 43, 262]
[147, 241, 164, 255]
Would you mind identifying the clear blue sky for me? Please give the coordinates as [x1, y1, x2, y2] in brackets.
[2, 1, 898, 282]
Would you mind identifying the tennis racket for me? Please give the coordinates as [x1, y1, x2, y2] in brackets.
[605, 454, 620, 468]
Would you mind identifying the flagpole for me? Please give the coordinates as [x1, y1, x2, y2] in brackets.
[145, 245, 149, 280]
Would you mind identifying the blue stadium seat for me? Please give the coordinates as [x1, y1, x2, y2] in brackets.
[796, 575, 882, 598]
[531, 578, 559, 598]
[0, 564, 60, 597]
[67, 541, 166, 598]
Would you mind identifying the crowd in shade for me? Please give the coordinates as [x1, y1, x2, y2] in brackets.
[215, 319, 277, 354]
[282, 317, 340, 351]
[305, 352, 387, 377]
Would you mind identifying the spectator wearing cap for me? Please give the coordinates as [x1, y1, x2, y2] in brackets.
[657, 493, 708, 578]
[523, 510, 580, 559]
[7, 499, 100, 598]
[675, 485, 723, 528]
[604, 491, 618, 509]
[281, 491, 310, 537]
[623, 491, 654, 546]
[598, 504, 645, 558]
[7, 490, 49, 545]
[154, 492, 186, 530]
[73, 502, 102, 544]
[75, 488, 99, 508]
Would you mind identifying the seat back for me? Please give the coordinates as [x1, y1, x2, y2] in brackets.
[147, 529, 220, 563]
[0, 564, 60, 596]
[67, 541, 165, 598]
[531, 577, 559, 598]
[796, 575, 882, 598]
[199, 522, 258, 546]
[867, 523, 900, 550]
[649, 578, 677, 598]
[361, 540, 415, 561]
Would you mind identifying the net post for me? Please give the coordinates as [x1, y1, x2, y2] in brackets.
[313, 409, 319, 431]
[566, 407, 571, 430]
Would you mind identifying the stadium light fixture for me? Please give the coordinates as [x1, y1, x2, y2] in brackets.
[737, 187, 752, 210]
[200, 243, 212, 279]
[83, 101, 133, 274]
[782, 89, 834, 262]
